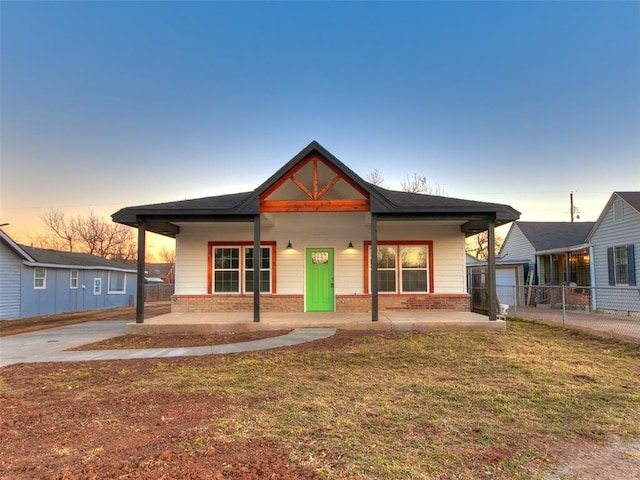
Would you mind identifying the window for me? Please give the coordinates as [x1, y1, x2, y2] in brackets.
[209, 242, 276, 294]
[34, 267, 46, 289]
[401, 246, 429, 292]
[377, 246, 397, 292]
[93, 278, 102, 295]
[70, 270, 79, 289]
[614, 247, 628, 284]
[214, 247, 240, 292]
[607, 245, 636, 286]
[366, 242, 433, 294]
[108, 271, 126, 294]
[245, 247, 271, 293]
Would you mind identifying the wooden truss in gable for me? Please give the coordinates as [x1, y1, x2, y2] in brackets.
[260, 153, 370, 212]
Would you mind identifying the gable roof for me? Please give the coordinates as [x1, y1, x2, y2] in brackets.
[587, 191, 640, 241]
[514, 221, 595, 251]
[0, 229, 36, 262]
[19, 244, 136, 272]
[112, 141, 520, 236]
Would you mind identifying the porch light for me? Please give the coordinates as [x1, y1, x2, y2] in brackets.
[348, 241, 354, 249]
[287, 241, 293, 249]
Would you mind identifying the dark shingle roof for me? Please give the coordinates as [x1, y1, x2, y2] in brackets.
[112, 141, 520, 235]
[19, 245, 136, 271]
[516, 222, 595, 251]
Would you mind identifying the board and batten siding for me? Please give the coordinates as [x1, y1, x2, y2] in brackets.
[19, 267, 135, 318]
[174, 213, 468, 296]
[589, 197, 640, 312]
[0, 241, 22, 320]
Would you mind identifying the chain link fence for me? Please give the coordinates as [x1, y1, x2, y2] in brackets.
[469, 276, 640, 343]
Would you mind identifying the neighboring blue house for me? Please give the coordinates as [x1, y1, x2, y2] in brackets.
[0, 229, 137, 320]
[587, 192, 639, 313]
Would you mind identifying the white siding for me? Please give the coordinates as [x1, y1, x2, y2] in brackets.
[0, 242, 22, 320]
[175, 214, 468, 295]
[499, 224, 536, 268]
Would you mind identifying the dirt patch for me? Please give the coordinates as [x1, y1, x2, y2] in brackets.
[70, 330, 292, 350]
[0, 383, 322, 479]
[545, 437, 640, 480]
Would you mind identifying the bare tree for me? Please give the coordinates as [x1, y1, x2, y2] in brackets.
[400, 173, 445, 195]
[159, 246, 176, 264]
[158, 247, 176, 283]
[366, 169, 387, 187]
[465, 231, 504, 261]
[35, 208, 137, 261]
[39, 209, 79, 251]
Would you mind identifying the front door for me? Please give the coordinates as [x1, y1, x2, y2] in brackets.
[306, 248, 334, 311]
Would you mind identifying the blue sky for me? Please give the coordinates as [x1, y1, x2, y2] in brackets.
[1, 1, 639, 250]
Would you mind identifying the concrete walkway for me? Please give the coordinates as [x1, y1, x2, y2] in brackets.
[0, 321, 336, 368]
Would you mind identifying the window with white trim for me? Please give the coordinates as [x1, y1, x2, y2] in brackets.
[70, 270, 79, 289]
[377, 246, 397, 292]
[211, 245, 273, 294]
[245, 247, 271, 293]
[400, 246, 429, 292]
[108, 271, 126, 294]
[368, 243, 431, 293]
[214, 247, 241, 292]
[93, 278, 102, 295]
[34, 267, 46, 289]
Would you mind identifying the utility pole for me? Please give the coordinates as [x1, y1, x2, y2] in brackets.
[570, 192, 574, 222]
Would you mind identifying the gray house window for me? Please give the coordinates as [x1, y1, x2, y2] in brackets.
[607, 245, 636, 286]
[34, 267, 46, 289]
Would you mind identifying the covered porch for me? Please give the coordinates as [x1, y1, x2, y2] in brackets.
[127, 310, 505, 334]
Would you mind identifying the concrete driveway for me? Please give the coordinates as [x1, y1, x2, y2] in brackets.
[0, 321, 336, 368]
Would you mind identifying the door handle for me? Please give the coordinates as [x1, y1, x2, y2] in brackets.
[330, 282, 334, 288]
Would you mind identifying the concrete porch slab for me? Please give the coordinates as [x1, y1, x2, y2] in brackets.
[127, 311, 505, 334]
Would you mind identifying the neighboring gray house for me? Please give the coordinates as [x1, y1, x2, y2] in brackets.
[468, 221, 594, 308]
[498, 221, 595, 286]
[587, 192, 639, 313]
[0, 230, 137, 320]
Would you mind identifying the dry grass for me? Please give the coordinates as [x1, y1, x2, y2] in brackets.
[4, 320, 636, 479]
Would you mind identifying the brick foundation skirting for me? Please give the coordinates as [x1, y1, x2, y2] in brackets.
[172, 294, 470, 313]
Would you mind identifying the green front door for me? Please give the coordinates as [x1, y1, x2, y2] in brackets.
[306, 248, 334, 311]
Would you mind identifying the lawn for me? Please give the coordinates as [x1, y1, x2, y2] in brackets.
[1, 320, 639, 479]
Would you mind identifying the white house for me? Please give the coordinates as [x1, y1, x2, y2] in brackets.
[113, 142, 520, 323]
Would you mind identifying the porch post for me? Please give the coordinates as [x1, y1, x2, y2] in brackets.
[487, 215, 497, 321]
[136, 218, 146, 323]
[371, 213, 378, 321]
[253, 214, 261, 322]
